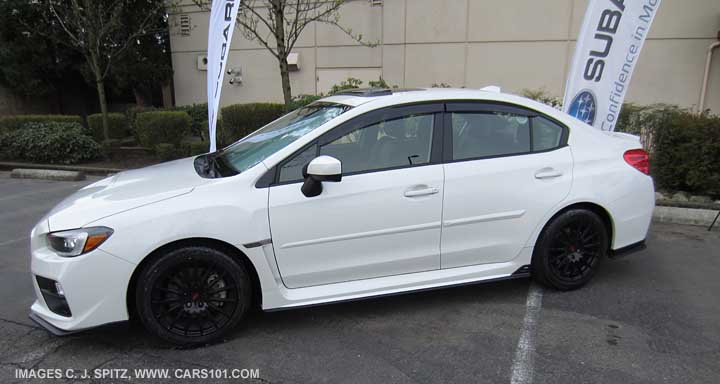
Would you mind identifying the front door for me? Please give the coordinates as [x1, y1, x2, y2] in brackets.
[268, 105, 444, 288]
[440, 103, 573, 268]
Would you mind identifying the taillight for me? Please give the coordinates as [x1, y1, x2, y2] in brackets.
[623, 149, 649, 175]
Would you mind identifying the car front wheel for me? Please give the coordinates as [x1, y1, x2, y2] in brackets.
[135, 246, 251, 346]
[532, 209, 608, 290]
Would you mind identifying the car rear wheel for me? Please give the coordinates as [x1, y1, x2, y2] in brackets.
[135, 246, 251, 346]
[532, 209, 608, 290]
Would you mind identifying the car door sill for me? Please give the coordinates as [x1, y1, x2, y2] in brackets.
[265, 272, 529, 312]
[264, 250, 534, 311]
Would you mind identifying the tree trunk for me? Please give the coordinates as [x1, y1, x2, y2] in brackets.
[272, 1, 292, 108]
[95, 76, 110, 141]
[133, 87, 149, 107]
[278, 56, 292, 107]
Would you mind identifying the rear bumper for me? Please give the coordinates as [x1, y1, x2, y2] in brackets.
[609, 240, 646, 259]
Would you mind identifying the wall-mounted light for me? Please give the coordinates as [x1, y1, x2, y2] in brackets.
[287, 53, 300, 71]
[227, 67, 242, 85]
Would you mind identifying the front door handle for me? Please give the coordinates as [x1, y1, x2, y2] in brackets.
[534, 168, 563, 179]
[404, 187, 439, 197]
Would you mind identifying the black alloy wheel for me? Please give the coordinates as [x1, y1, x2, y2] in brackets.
[532, 209, 608, 290]
[136, 246, 251, 345]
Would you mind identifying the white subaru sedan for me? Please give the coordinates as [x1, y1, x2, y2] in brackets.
[29, 88, 654, 345]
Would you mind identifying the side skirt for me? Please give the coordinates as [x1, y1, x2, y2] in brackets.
[266, 268, 532, 313]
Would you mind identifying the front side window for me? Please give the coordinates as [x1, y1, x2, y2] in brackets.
[451, 111, 530, 160]
[319, 113, 435, 174]
[217, 102, 350, 173]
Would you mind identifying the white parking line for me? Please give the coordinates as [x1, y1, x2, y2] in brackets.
[0, 182, 84, 202]
[0, 236, 28, 247]
[510, 283, 543, 384]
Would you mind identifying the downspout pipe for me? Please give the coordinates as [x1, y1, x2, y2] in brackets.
[698, 34, 720, 113]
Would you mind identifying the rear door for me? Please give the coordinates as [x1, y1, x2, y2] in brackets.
[440, 102, 573, 268]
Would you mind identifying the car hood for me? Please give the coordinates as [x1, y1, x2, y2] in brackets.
[47, 157, 209, 230]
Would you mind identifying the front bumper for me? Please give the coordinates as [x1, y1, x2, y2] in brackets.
[29, 220, 136, 333]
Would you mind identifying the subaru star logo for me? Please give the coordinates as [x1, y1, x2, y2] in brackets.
[568, 90, 597, 125]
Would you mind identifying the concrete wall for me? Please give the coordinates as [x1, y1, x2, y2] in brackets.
[168, 0, 720, 112]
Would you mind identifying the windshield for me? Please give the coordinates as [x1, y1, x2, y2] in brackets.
[217, 102, 351, 173]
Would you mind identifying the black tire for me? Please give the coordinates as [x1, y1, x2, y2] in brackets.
[532, 209, 608, 291]
[135, 246, 251, 346]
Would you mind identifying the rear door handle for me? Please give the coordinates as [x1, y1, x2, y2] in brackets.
[534, 168, 563, 179]
[404, 187, 439, 197]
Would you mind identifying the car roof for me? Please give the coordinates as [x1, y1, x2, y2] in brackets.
[320, 87, 518, 108]
[318, 86, 592, 138]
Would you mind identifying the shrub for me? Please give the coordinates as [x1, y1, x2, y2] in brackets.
[87, 113, 129, 140]
[0, 122, 101, 164]
[126, 105, 155, 135]
[616, 106, 720, 198]
[220, 103, 285, 144]
[287, 94, 322, 111]
[183, 141, 210, 156]
[329, 77, 363, 94]
[651, 111, 719, 197]
[0, 115, 84, 134]
[155, 143, 180, 161]
[182, 103, 209, 139]
[135, 111, 191, 149]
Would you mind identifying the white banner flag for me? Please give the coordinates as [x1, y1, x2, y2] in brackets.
[563, 0, 661, 131]
[207, 0, 241, 152]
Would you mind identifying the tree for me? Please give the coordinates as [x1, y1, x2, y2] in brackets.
[29, 0, 172, 140]
[195, 0, 376, 107]
[111, 3, 174, 107]
[0, 0, 82, 107]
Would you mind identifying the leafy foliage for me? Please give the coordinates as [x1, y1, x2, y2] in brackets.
[220, 103, 286, 145]
[183, 141, 210, 156]
[520, 88, 563, 110]
[616, 106, 720, 197]
[155, 143, 180, 161]
[329, 77, 363, 94]
[287, 94, 323, 111]
[0, 115, 84, 134]
[135, 111, 191, 149]
[0, 122, 100, 164]
[0, 0, 83, 98]
[87, 113, 129, 140]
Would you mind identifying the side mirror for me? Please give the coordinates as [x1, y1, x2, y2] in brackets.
[301, 156, 342, 197]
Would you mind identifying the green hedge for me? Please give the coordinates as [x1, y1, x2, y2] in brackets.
[183, 141, 209, 156]
[87, 113, 129, 140]
[616, 105, 720, 198]
[135, 111, 191, 149]
[287, 95, 322, 111]
[0, 115, 84, 134]
[155, 143, 179, 161]
[0, 122, 100, 164]
[220, 103, 285, 145]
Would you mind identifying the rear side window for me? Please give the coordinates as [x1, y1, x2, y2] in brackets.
[532, 116, 564, 151]
[450, 112, 530, 160]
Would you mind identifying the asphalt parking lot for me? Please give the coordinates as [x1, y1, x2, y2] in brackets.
[0, 172, 718, 383]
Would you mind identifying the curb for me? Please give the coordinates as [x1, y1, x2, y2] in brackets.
[653, 205, 719, 230]
[0, 161, 123, 176]
[11, 168, 86, 181]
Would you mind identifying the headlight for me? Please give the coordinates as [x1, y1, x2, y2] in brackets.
[46, 227, 114, 257]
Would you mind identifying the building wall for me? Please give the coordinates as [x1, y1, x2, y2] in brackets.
[168, 0, 720, 112]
